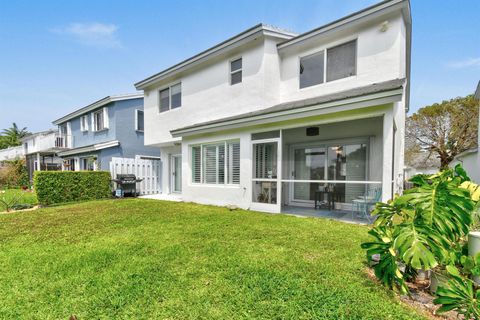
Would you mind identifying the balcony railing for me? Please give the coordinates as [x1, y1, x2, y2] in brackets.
[25, 133, 72, 154]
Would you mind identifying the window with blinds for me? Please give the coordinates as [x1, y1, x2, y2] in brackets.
[191, 141, 240, 185]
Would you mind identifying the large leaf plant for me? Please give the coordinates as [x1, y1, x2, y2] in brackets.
[362, 165, 477, 292]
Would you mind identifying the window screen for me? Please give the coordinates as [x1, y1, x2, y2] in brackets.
[136, 110, 144, 131]
[171, 83, 182, 109]
[159, 88, 170, 112]
[326, 40, 356, 82]
[299, 51, 324, 88]
[230, 58, 242, 85]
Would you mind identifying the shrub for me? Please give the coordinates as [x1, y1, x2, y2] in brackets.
[362, 165, 480, 318]
[0, 159, 29, 188]
[34, 171, 112, 205]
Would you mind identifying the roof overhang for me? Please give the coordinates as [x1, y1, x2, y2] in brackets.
[57, 140, 120, 157]
[52, 93, 143, 125]
[475, 81, 480, 100]
[277, 0, 411, 51]
[171, 85, 403, 138]
[134, 24, 297, 90]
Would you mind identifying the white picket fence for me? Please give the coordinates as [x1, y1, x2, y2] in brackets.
[109, 157, 162, 195]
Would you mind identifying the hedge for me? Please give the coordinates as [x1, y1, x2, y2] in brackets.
[34, 171, 112, 205]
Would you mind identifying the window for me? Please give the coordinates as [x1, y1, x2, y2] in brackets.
[159, 83, 182, 112]
[300, 51, 324, 88]
[230, 58, 242, 85]
[135, 110, 144, 131]
[191, 141, 240, 185]
[93, 110, 104, 131]
[327, 40, 356, 82]
[299, 39, 357, 88]
[81, 156, 97, 171]
[80, 115, 89, 131]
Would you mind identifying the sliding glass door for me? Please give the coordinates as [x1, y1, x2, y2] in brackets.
[289, 141, 367, 204]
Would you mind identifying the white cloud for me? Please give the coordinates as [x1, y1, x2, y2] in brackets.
[447, 57, 480, 69]
[51, 22, 122, 48]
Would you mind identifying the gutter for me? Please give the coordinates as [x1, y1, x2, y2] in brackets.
[57, 140, 120, 157]
[171, 87, 403, 137]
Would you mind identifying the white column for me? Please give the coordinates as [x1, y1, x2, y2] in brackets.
[382, 109, 394, 202]
[36, 153, 41, 171]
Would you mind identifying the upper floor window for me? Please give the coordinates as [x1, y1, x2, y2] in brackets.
[230, 58, 242, 85]
[135, 110, 144, 132]
[300, 51, 324, 88]
[93, 109, 104, 131]
[80, 115, 89, 131]
[159, 83, 182, 113]
[326, 40, 357, 82]
[299, 39, 357, 89]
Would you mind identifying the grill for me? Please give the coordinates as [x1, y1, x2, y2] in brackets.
[112, 174, 143, 197]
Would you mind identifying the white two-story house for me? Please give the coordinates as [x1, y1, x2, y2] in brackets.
[135, 0, 411, 214]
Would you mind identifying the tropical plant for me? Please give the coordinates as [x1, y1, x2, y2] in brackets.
[362, 165, 476, 294]
[0, 123, 30, 148]
[433, 265, 480, 319]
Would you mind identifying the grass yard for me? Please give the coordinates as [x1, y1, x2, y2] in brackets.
[0, 199, 425, 319]
[0, 188, 37, 211]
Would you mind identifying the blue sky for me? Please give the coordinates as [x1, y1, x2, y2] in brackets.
[0, 0, 479, 132]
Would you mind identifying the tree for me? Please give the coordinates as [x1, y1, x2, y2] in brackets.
[0, 123, 30, 148]
[406, 95, 479, 169]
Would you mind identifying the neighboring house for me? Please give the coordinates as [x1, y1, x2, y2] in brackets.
[0, 145, 25, 162]
[450, 81, 480, 182]
[135, 0, 411, 213]
[52, 93, 159, 172]
[22, 130, 67, 180]
[404, 152, 440, 180]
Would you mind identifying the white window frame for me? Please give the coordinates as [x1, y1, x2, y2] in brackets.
[229, 57, 242, 85]
[80, 115, 89, 132]
[159, 82, 182, 113]
[135, 109, 144, 132]
[191, 140, 240, 186]
[298, 38, 357, 89]
[92, 109, 108, 132]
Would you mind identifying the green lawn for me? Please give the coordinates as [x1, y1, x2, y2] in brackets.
[0, 199, 425, 319]
[0, 188, 37, 211]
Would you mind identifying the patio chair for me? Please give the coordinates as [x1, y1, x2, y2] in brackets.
[352, 187, 381, 222]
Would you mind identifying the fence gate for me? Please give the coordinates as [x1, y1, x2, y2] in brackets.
[109, 157, 161, 195]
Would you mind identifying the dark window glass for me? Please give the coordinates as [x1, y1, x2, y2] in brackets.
[171, 84, 181, 109]
[230, 58, 242, 85]
[231, 71, 242, 85]
[137, 110, 144, 131]
[231, 58, 242, 72]
[327, 40, 356, 82]
[300, 51, 324, 88]
[159, 88, 170, 112]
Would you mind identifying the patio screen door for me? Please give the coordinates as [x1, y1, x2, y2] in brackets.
[290, 142, 367, 204]
[251, 133, 281, 213]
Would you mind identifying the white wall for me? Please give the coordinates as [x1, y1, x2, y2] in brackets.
[278, 12, 406, 103]
[143, 37, 284, 147]
[177, 106, 393, 211]
[451, 151, 480, 183]
[0, 146, 24, 161]
[143, 12, 408, 148]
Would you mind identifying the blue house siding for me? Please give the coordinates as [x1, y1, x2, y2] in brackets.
[113, 98, 159, 158]
[57, 96, 160, 171]
[69, 104, 117, 148]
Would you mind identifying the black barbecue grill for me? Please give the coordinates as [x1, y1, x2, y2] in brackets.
[112, 174, 143, 197]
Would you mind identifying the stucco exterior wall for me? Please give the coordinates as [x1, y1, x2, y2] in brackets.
[143, 12, 407, 148]
[176, 104, 396, 211]
[451, 151, 480, 183]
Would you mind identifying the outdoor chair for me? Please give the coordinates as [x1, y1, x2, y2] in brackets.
[352, 187, 381, 222]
